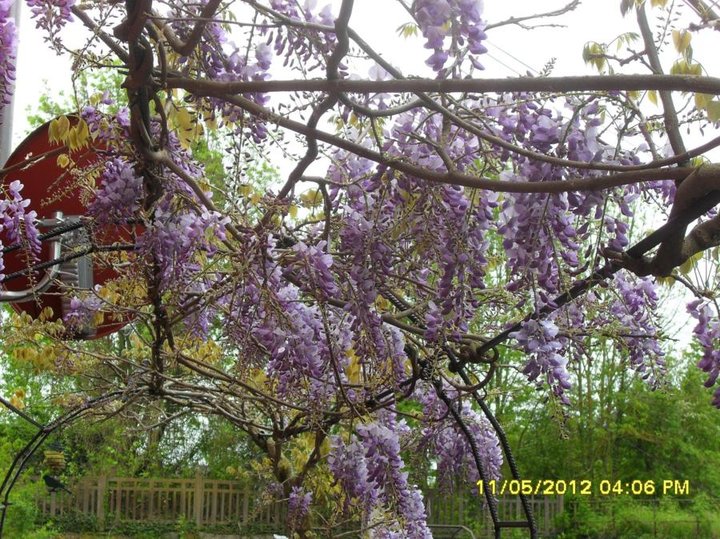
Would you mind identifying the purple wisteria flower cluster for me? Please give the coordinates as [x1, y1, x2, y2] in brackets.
[287, 486, 312, 532]
[87, 158, 143, 222]
[0, 0, 16, 127]
[328, 415, 432, 538]
[264, 0, 336, 69]
[489, 97, 631, 294]
[510, 317, 572, 404]
[25, 0, 74, 45]
[688, 299, 720, 407]
[608, 272, 666, 385]
[415, 381, 503, 489]
[288, 240, 339, 300]
[0, 180, 41, 276]
[162, 1, 273, 142]
[63, 289, 102, 332]
[413, 0, 488, 72]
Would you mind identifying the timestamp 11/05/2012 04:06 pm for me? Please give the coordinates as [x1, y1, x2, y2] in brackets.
[477, 479, 691, 497]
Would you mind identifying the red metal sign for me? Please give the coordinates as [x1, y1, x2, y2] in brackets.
[0, 118, 136, 339]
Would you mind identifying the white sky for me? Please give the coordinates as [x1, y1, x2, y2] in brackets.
[8, 1, 640, 143]
[8, 1, 718, 137]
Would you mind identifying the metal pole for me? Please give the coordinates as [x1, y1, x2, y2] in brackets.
[0, 0, 20, 167]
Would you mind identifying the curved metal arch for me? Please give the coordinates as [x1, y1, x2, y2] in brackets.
[0, 212, 64, 302]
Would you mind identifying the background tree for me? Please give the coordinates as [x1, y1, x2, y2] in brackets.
[2, 0, 720, 537]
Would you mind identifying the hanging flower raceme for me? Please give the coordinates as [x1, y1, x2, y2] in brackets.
[328, 415, 432, 539]
[25, 0, 74, 43]
[688, 299, 720, 407]
[0, 180, 42, 277]
[264, 0, 336, 69]
[287, 486, 312, 532]
[415, 381, 503, 489]
[87, 158, 143, 222]
[288, 240, 339, 300]
[510, 316, 572, 404]
[609, 272, 665, 385]
[413, 0, 488, 73]
[0, 0, 17, 126]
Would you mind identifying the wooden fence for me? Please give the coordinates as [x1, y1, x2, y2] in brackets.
[38, 475, 564, 537]
[39, 474, 284, 531]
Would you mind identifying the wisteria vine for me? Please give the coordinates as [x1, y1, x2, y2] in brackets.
[2, 0, 720, 537]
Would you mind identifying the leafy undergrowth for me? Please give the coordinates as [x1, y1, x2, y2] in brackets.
[555, 495, 720, 538]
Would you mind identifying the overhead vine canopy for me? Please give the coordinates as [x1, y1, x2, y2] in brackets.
[1, 0, 720, 536]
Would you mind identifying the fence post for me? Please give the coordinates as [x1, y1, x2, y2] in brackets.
[97, 475, 106, 530]
[653, 504, 657, 538]
[242, 484, 250, 525]
[193, 471, 203, 527]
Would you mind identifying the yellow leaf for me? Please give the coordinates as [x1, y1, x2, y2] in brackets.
[647, 90, 658, 106]
[670, 59, 687, 75]
[707, 100, 720, 122]
[9, 393, 24, 410]
[670, 60, 702, 76]
[650, 0, 669, 6]
[396, 23, 419, 39]
[695, 93, 712, 109]
[75, 119, 90, 148]
[679, 251, 703, 274]
[250, 368, 267, 388]
[49, 115, 70, 144]
[288, 204, 298, 219]
[300, 189, 322, 208]
[172, 106, 203, 149]
[345, 349, 362, 384]
[56, 154, 71, 168]
[65, 122, 90, 151]
[672, 29, 691, 54]
[582, 42, 606, 72]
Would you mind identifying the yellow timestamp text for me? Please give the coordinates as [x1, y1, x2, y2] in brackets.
[477, 479, 690, 497]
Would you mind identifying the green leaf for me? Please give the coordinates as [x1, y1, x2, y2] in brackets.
[615, 31, 640, 51]
[396, 23, 419, 39]
[582, 42, 606, 71]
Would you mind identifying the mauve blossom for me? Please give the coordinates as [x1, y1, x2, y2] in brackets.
[510, 317, 572, 403]
[414, 0, 487, 72]
[0, 180, 41, 273]
[88, 158, 143, 222]
[329, 415, 432, 538]
[0, 0, 17, 125]
[688, 300, 720, 407]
